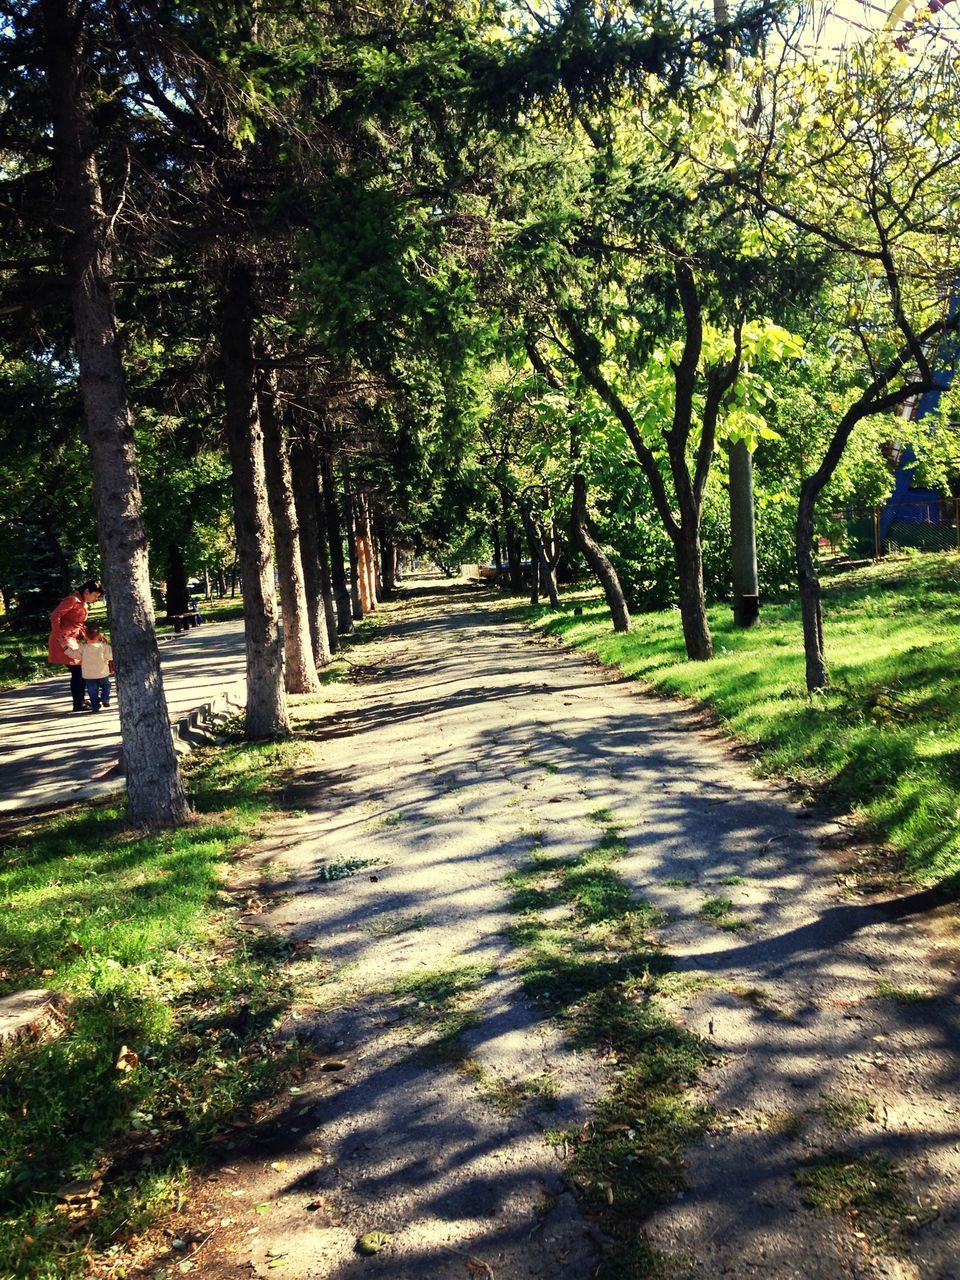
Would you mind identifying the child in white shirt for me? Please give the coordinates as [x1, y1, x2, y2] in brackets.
[79, 622, 114, 712]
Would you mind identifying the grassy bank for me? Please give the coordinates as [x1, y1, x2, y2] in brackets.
[523, 553, 960, 888]
[0, 618, 380, 1280]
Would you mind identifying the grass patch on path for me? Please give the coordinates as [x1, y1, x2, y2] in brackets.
[795, 1151, 934, 1254]
[523, 553, 960, 886]
[504, 820, 712, 1276]
[0, 734, 314, 1279]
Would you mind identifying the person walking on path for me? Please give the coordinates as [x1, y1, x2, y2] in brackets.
[47, 580, 103, 711]
[78, 621, 113, 712]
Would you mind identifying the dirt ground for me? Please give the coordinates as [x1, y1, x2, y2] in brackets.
[148, 579, 960, 1280]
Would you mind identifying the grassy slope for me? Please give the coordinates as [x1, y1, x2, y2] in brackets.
[0, 649, 359, 1279]
[525, 553, 960, 887]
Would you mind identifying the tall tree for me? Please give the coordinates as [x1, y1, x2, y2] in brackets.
[38, 0, 189, 825]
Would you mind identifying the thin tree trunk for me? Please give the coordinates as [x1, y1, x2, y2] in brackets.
[797, 479, 828, 689]
[675, 526, 713, 661]
[521, 503, 558, 607]
[358, 495, 377, 609]
[289, 436, 331, 667]
[366, 503, 382, 600]
[219, 257, 290, 738]
[315, 521, 340, 654]
[42, 0, 188, 825]
[318, 447, 353, 634]
[290, 434, 338, 658]
[342, 469, 365, 620]
[729, 441, 760, 626]
[259, 368, 321, 693]
[378, 528, 395, 597]
[491, 524, 503, 577]
[505, 511, 523, 592]
[571, 474, 631, 631]
[519, 505, 541, 606]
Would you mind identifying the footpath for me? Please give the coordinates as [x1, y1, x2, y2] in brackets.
[161, 581, 959, 1280]
[0, 619, 246, 813]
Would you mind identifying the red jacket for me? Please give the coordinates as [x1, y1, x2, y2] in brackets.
[47, 593, 88, 667]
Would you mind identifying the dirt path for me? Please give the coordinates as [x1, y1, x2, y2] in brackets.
[182, 581, 959, 1280]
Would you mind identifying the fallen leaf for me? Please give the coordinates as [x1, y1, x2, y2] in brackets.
[115, 1045, 139, 1072]
[356, 1231, 391, 1256]
[465, 1259, 495, 1278]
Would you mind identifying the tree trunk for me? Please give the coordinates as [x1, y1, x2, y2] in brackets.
[259, 369, 321, 693]
[219, 257, 290, 738]
[378, 530, 395, 597]
[729, 441, 760, 627]
[290, 436, 338, 661]
[316, 524, 340, 654]
[521, 503, 558, 607]
[360, 496, 378, 608]
[675, 526, 713, 661]
[571, 473, 630, 631]
[491, 523, 503, 578]
[318, 447, 353, 634]
[519, 506, 541, 606]
[796, 479, 828, 689]
[42, 0, 188, 826]
[342, 470, 365, 620]
[505, 512, 523, 592]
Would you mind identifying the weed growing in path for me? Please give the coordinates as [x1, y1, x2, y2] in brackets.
[393, 962, 494, 1065]
[504, 820, 712, 1274]
[699, 896, 750, 932]
[870, 980, 930, 1005]
[795, 1151, 932, 1253]
[819, 1091, 877, 1131]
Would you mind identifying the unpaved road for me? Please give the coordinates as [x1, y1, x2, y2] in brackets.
[174, 581, 960, 1280]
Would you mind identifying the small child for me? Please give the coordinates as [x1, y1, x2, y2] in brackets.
[79, 622, 114, 712]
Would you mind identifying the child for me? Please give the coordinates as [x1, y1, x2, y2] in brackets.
[79, 622, 114, 712]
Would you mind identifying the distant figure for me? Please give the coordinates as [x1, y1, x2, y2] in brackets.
[47, 580, 103, 712]
[188, 594, 203, 625]
[79, 622, 114, 713]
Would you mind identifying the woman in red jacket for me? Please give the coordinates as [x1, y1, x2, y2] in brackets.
[47, 580, 103, 711]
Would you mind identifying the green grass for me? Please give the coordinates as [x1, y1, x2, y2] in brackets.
[819, 1091, 877, 1131]
[460, 1061, 559, 1115]
[391, 961, 494, 1064]
[524, 553, 960, 886]
[870, 980, 930, 1005]
[699, 896, 750, 932]
[0, 730, 319, 1279]
[504, 820, 712, 1274]
[795, 1151, 931, 1252]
